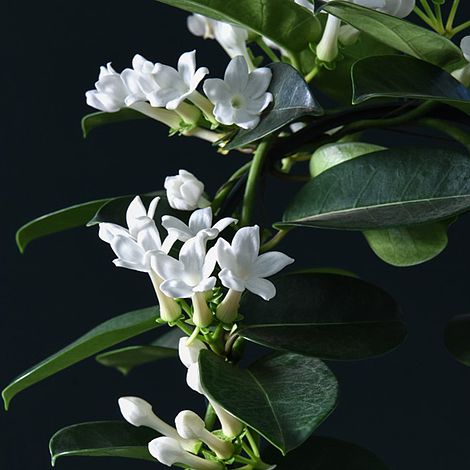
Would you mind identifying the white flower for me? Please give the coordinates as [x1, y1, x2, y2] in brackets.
[165, 170, 210, 211]
[203, 56, 273, 130]
[98, 196, 164, 272]
[187, 14, 216, 39]
[85, 63, 129, 112]
[215, 225, 294, 301]
[175, 410, 234, 459]
[118, 397, 198, 452]
[121, 54, 159, 107]
[178, 336, 207, 368]
[162, 207, 236, 243]
[147, 50, 208, 110]
[149, 437, 222, 470]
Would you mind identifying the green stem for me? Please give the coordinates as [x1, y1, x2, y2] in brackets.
[234, 455, 257, 465]
[242, 443, 257, 461]
[305, 65, 320, 84]
[175, 320, 194, 336]
[187, 326, 201, 345]
[414, 6, 438, 29]
[419, 0, 437, 22]
[434, 2, 445, 33]
[417, 118, 470, 152]
[260, 229, 292, 253]
[446, 0, 460, 31]
[450, 19, 470, 36]
[256, 37, 280, 62]
[212, 161, 252, 214]
[240, 138, 273, 226]
[245, 429, 260, 458]
[287, 52, 302, 72]
[204, 403, 217, 431]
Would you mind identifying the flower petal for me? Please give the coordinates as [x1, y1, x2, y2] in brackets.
[224, 56, 249, 92]
[245, 277, 276, 300]
[136, 223, 162, 252]
[162, 215, 192, 241]
[462, 36, 470, 63]
[126, 196, 147, 233]
[113, 259, 148, 273]
[233, 109, 260, 130]
[160, 279, 194, 298]
[203, 245, 218, 279]
[213, 103, 236, 126]
[177, 50, 197, 86]
[186, 363, 204, 394]
[152, 252, 184, 280]
[252, 252, 295, 278]
[212, 217, 237, 233]
[203, 78, 232, 104]
[99, 223, 129, 243]
[218, 268, 246, 292]
[232, 225, 260, 269]
[189, 207, 213, 233]
[111, 235, 145, 264]
[245, 67, 272, 99]
[215, 238, 238, 272]
[193, 276, 217, 292]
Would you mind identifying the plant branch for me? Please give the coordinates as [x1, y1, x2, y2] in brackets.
[446, 0, 460, 31]
[256, 37, 280, 63]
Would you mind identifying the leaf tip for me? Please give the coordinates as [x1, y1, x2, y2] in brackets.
[2, 390, 11, 411]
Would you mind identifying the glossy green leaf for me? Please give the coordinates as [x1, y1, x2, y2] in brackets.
[95, 329, 184, 375]
[153, 0, 320, 53]
[263, 435, 389, 469]
[81, 109, 147, 138]
[49, 421, 157, 465]
[239, 272, 405, 360]
[352, 56, 470, 114]
[16, 198, 111, 253]
[199, 350, 338, 454]
[227, 63, 323, 149]
[323, 1, 462, 67]
[445, 314, 470, 366]
[2, 307, 160, 409]
[364, 220, 452, 267]
[280, 148, 470, 230]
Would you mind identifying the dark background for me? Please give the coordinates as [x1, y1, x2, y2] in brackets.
[2, 1, 470, 469]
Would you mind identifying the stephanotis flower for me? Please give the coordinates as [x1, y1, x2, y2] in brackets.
[452, 36, 470, 86]
[98, 196, 181, 322]
[121, 54, 159, 107]
[152, 233, 217, 327]
[214, 225, 294, 323]
[162, 207, 236, 243]
[165, 170, 210, 211]
[203, 56, 273, 130]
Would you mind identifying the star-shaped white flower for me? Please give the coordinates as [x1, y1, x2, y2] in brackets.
[203, 56, 273, 130]
[215, 225, 294, 301]
[148, 51, 209, 110]
[162, 207, 236, 243]
[85, 63, 129, 112]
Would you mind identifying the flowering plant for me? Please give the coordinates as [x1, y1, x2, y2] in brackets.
[5, 0, 470, 468]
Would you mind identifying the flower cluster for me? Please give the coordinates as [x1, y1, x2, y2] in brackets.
[86, 49, 273, 132]
[99, 169, 294, 328]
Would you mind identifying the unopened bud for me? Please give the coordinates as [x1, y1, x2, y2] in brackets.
[178, 336, 207, 368]
[175, 410, 234, 459]
[149, 437, 222, 470]
[316, 15, 341, 63]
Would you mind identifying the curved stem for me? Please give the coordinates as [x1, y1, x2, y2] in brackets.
[240, 138, 273, 226]
[446, 0, 460, 31]
[256, 37, 280, 62]
[305, 65, 320, 83]
[419, 0, 437, 22]
[175, 319, 194, 336]
[414, 6, 437, 29]
[260, 229, 292, 253]
[245, 429, 260, 458]
[451, 19, 470, 36]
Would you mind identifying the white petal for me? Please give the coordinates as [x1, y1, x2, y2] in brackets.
[177, 51, 197, 86]
[113, 259, 148, 272]
[462, 36, 470, 63]
[193, 276, 217, 292]
[178, 336, 206, 368]
[162, 215, 192, 241]
[147, 197, 160, 219]
[203, 78, 232, 104]
[246, 92, 273, 114]
[190, 67, 209, 91]
[160, 279, 194, 298]
[252, 252, 295, 278]
[152, 252, 185, 280]
[188, 207, 213, 233]
[186, 363, 204, 394]
[179, 236, 207, 282]
[126, 196, 147, 233]
[215, 238, 238, 272]
[212, 217, 237, 233]
[245, 277, 276, 300]
[187, 14, 207, 37]
[180, 180, 204, 207]
[218, 268, 246, 292]
[245, 68, 272, 99]
[232, 225, 260, 269]
[213, 102, 236, 126]
[203, 245, 218, 279]
[98, 223, 129, 243]
[224, 56, 249, 92]
[137, 223, 162, 252]
[233, 109, 260, 130]
[111, 235, 145, 264]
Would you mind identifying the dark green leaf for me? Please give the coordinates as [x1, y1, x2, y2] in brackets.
[364, 220, 452, 267]
[263, 435, 389, 469]
[153, 0, 320, 52]
[352, 56, 470, 114]
[82, 109, 148, 138]
[2, 307, 161, 409]
[280, 148, 470, 230]
[445, 314, 470, 366]
[199, 350, 338, 454]
[239, 272, 405, 360]
[227, 63, 323, 149]
[16, 198, 111, 253]
[323, 1, 462, 67]
[49, 421, 157, 464]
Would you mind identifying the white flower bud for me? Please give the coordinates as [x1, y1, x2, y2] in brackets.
[316, 15, 342, 63]
[149, 437, 223, 470]
[178, 336, 207, 368]
[216, 289, 242, 324]
[118, 397, 198, 452]
[175, 410, 234, 459]
[149, 272, 182, 323]
[338, 25, 361, 47]
[164, 170, 210, 211]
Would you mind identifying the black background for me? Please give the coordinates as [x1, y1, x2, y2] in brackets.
[2, 1, 470, 469]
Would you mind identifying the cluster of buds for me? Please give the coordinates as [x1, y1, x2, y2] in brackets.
[98, 169, 294, 328]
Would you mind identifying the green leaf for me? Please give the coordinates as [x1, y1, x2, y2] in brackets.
[280, 148, 470, 230]
[227, 63, 323, 149]
[364, 220, 452, 267]
[16, 198, 111, 253]
[239, 272, 405, 360]
[199, 350, 338, 454]
[263, 435, 389, 469]
[323, 1, 462, 67]
[352, 55, 470, 114]
[153, 0, 320, 53]
[49, 421, 157, 465]
[444, 314, 470, 366]
[81, 109, 148, 138]
[2, 307, 161, 410]
[95, 329, 184, 375]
